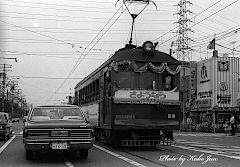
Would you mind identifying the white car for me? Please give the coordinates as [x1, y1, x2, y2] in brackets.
[12, 117, 20, 122]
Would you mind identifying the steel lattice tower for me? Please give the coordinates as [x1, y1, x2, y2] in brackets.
[175, 0, 193, 61]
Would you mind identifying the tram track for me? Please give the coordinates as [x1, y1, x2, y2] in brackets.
[123, 150, 170, 167]
[119, 147, 171, 167]
[94, 140, 178, 167]
[174, 141, 240, 159]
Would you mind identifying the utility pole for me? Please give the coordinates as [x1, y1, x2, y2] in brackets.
[230, 41, 237, 56]
[1, 64, 6, 112]
[0, 64, 12, 112]
[14, 88, 23, 115]
[7, 80, 19, 116]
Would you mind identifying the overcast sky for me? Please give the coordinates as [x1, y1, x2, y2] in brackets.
[0, 0, 240, 106]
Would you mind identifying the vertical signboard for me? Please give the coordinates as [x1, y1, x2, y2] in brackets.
[190, 68, 196, 99]
[196, 60, 213, 108]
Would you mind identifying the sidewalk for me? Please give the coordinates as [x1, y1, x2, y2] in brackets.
[173, 130, 240, 137]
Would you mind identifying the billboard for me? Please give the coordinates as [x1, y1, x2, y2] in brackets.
[215, 57, 240, 107]
[196, 57, 240, 108]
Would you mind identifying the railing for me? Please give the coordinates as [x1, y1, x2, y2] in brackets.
[180, 122, 196, 132]
[180, 122, 240, 133]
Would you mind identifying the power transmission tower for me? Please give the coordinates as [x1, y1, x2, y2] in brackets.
[174, 0, 193, 61]
[172, 0, 194, 124]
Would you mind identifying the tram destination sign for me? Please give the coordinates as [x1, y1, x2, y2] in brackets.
[114, 89, 179, 104]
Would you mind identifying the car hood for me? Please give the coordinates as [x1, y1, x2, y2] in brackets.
[25, 120, 92, 129]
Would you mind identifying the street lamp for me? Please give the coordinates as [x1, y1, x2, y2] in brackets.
[0, 57, 18, 62]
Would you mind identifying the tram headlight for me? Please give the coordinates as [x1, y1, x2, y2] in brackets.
[143, 41, 155, 53]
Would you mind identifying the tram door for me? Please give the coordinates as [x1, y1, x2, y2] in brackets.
[104, 71, 111, 125]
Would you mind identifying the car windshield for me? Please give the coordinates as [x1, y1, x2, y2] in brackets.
[30, 107, 85, 121]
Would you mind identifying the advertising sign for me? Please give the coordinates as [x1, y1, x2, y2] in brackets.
[216, 57, 239, 107]
[192, 99, 211, 108]
[190, 68, 196, 89]
[197, 60, 212, 101]
[196, 57, 240, 107]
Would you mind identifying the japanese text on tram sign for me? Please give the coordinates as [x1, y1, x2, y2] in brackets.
[129, 90, 166, 100]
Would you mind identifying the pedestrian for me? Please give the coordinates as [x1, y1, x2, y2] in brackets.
[223, 118, 230, 135]
[187, 116, 192, 124]
[230, 113, 235, 136]
[187, 116, 192, 129]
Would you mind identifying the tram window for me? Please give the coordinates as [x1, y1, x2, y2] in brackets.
[118, 71, 134, 88]
[105, 71, 111, 82]
[139, 72, 156, 89]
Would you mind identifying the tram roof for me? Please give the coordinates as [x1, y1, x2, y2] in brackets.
[75, 47, 180, 89]
[110, 48, 179, 63]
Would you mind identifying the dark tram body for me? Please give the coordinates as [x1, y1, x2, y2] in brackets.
[74, 42, 181, 146]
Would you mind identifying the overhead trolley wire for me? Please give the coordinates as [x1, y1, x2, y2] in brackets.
[0, 2, 174, 14]
[46, 4, 126, 103]
[0, 10, 174, 23]
[0, 20, 85, 51]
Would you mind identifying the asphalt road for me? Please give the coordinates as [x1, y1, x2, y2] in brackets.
[1, 121, 240, 167]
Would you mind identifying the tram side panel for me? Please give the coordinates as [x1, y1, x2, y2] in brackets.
[79, 69, 113, 129]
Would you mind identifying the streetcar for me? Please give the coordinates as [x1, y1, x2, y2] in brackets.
[74, 41, 181, 147]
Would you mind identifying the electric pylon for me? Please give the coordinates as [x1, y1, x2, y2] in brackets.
[174, 0, 193, 61]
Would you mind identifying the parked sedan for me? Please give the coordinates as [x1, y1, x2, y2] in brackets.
[0, 112, 13, 140]
[23, 105, 94, 160]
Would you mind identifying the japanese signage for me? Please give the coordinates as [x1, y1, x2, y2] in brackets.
[193, 99, 211, 108]
[190, 69, 196, 88]
[217, 94, 231, 104]
[114, 89, 179, 104]
[198, 90, 212, 99]
[191, 89, 196, 98]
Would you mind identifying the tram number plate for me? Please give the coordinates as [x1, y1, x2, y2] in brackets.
[51, 142, 67, 149]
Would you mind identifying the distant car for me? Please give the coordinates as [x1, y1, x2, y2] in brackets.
[23, 105, 94, 160]
[0, 112, 13, 140]
[12, 117, 20, 122]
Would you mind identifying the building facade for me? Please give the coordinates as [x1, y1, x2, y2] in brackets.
[189, 56, 240, 131]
